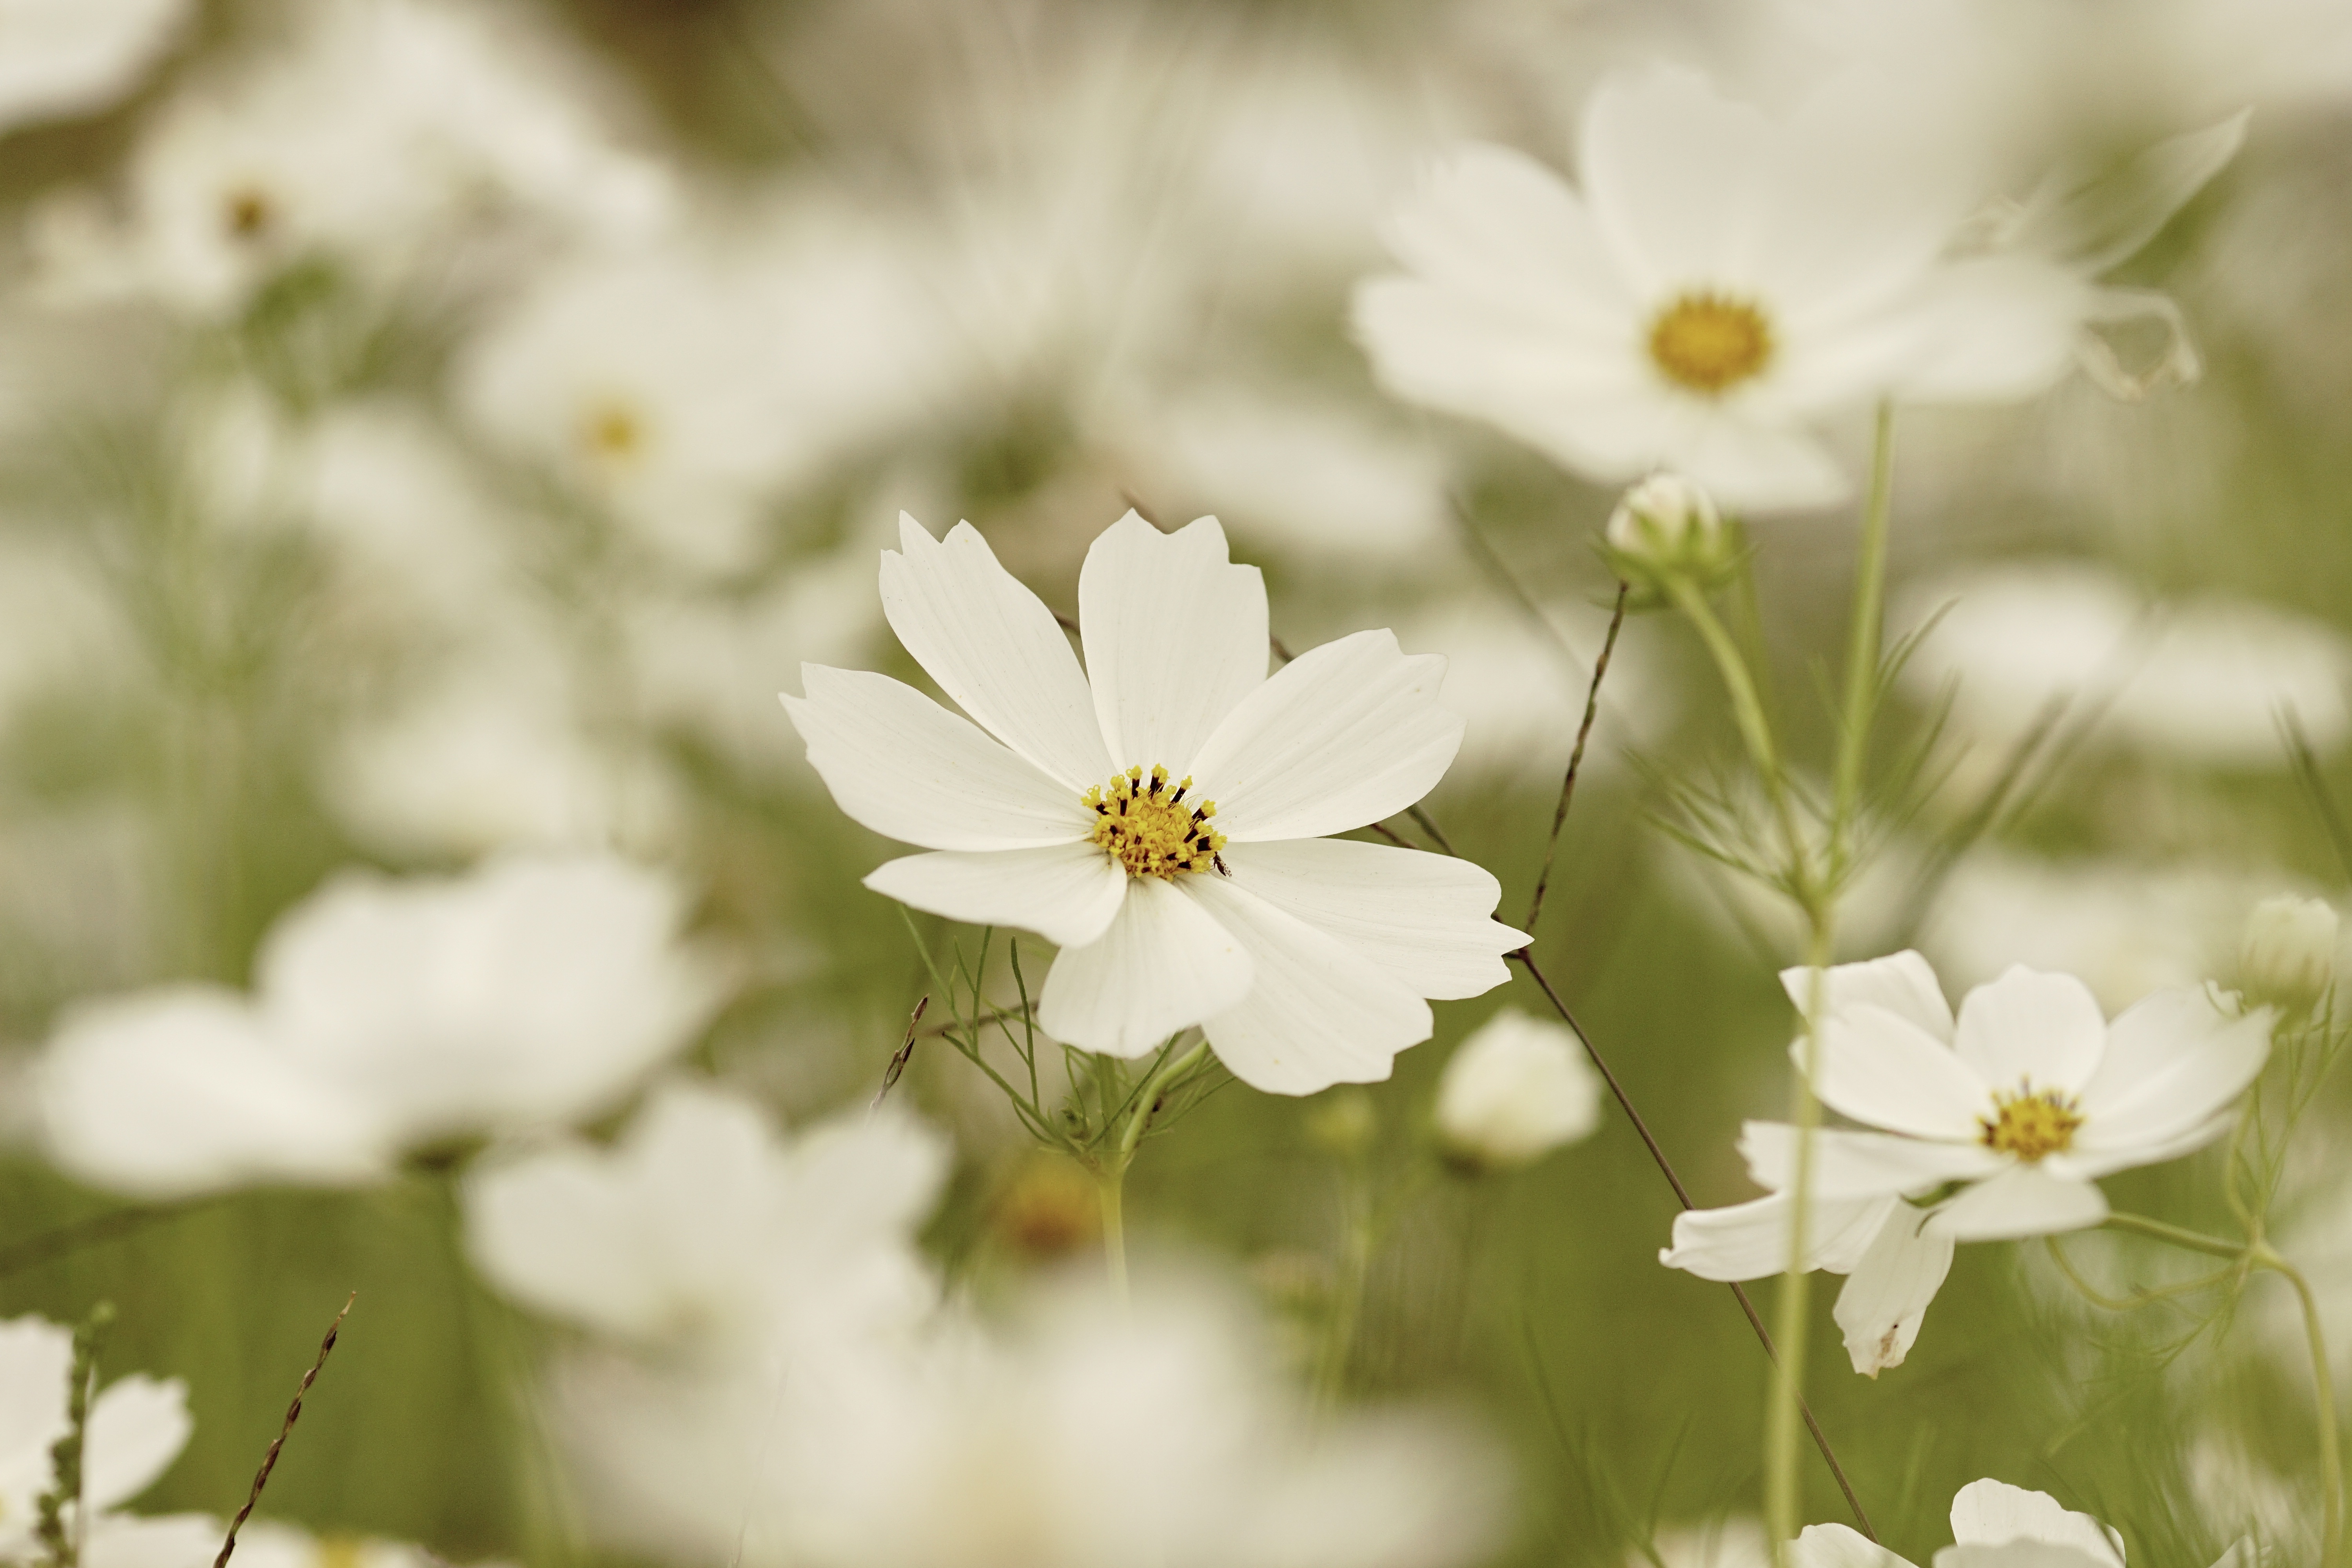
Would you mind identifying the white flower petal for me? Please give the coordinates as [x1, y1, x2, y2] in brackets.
[1833, 1208, 1954, 1377]
[1791, 1523, 1910, 1568]
[1078, 512, 1267, 778]
[1375, 143, 1635, 330]
[1658, 1191, 1896, 1283]
[782, 665, 1092, 851]
[1190, 630, 1460, 843]
[1037, 875, 1252, 1058]
[2048, 1109, 2232, 1181]
[1935, 1547, 2116, 1568]
[1781, 950, 1955, 1043]
[1948, 1479, 2128, 1565]
[1740, 1123, 2002, 1200]
[1657, 405, 1855, 511]
[1220, 838, 1523, 1000]
[1926, 1165, 2107, 1242]
[83, 1515, 226, 1568]
[83, 1375, 191, 1510]
[1576, 64, 1774, 296]
[1187, 876, 1433, 1095]
[1891, 256, 2088, 404]
[2075, 986, 2272, 1152]
[1950, 966, 2109, 1097]
[863, 844, 1128, 951]
[878, 514, 1112, 790]
[1802, 1004, 1991, 1141]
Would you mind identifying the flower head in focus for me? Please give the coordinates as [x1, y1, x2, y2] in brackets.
[1662, 951, 2272, 1373]
[34, 852, 724, 1198]
[1354, 65, 2085, 509]
[781, 510, 1526, 1095]
[1434, 1009, 1601, 1172]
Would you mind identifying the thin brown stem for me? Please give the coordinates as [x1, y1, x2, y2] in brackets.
[871, 995, 930, 1111]
[1367, 820, 1420, 850]
[1508, 949, 1875, 1541]
[1405, 804, 1457, 857]
[214, 1294, 356, 1568]
[1524, 581, 1629, 941]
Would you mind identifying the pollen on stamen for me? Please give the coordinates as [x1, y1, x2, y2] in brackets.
[1083, 765, 1225, 880]
[1978, 1083, 2084, 1163]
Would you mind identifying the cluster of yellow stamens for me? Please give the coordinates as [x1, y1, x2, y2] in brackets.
[1647, 291, 1775, 395]
[1084, 765, 1225, 880]
[1978, 1083, 2084, 1163]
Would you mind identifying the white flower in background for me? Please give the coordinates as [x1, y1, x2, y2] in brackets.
[30, 0, 670, 318]
[1897, 563, 2352, 771]
[465, 1080, 947, 1353]
[0, 1316, 217, 1568]
[1434, 1010, 1601, 1171]
[1643, 1519, 1767, 1568]
[225, 1521, 474, 1568]
[1792, 1477, 2156, 1568]
[35, 853, 723, 1198]
[1920, 851, 2276, 1014]
[2238, 893, 2339, 1011]
[1662, 951, 2271, 1373]
[555, 1271, 1506, 1568]
[453, 207, 936, 576]
[783, 510, 1525, 1094]
[0, 0, 189, 133]
[1354, 65, 2084, 509]
[1605, 472, 1722, 561]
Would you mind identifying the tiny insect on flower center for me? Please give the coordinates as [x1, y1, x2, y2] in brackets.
[1647, 292, 1774, 395]
[1978, 1083, 2084, 1163]
[1084, 765, 1226, 880]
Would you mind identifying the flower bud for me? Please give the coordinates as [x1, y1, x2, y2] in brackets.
[2239, 894, 2339, 1012]
[1434, 1010, 1600, 1172]
[1603, 472, 1726, 579]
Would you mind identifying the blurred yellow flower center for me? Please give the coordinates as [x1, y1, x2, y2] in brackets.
[1979, 1086, 2083, 1162]
[581, 399, 646, 462]
[223, 186, 275, 242]
[1648, 292, 1773, 394]
[1084, 765, 1225, 879]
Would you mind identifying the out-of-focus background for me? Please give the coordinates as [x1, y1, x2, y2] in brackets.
[3, 0, 2352, 1563]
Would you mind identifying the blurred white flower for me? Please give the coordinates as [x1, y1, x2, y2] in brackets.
[1663, 951, 2271, 1372]
[1897, 563, 2352, 770]
[31, 0, 670, 317]
[0, 0, 188, 133]
[1604, 472, 1722, 561]
[1354, 65, 2083, 509]
[1920, 850, 2274, 1013]
[1646, 1519, 1768, 1568]
[225, 1521, 471, 1568]
[454, 204, 937, 576]
[2238, 892, 2340, 1011]
[465, 1079, 947, 1354]
[0, 1316, 215, 1568]
[0, 535, 133, 727]
[1434, 1009, 1601, 1171]
[35, 852, 723, 1197]
[784, 510, 1525, 1094]
[1793, 1476, 2136, 1568]
[557, 1270, 1506, 1568]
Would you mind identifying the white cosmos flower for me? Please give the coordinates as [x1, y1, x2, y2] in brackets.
[1791, 1477, 2168, 1568]
[0, 1316, 216, 1568]
[34, 852, 724, 1198]
[0, 0, 189, 133]
[1434, 1009, 1601, 1171]
[1353, 64, 2084, 510]
[465, 1079, 947, 1354]
[224, 1520, 485, 1568]
[781, 511, 1525, 1095]
[1662, 951, 2272, 1374]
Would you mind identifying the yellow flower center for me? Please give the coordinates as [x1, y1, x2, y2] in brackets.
[1978, 1085, 2083, 1163]
[223, 186, 275, 243]
[1647, 292, 1773, 395]
[1084, 765, 1225, 880]
[580, 398, 646, 463]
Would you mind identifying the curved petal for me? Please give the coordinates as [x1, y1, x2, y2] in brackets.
[1577, 64, 1773, 296]
[1037, 875, 1251, 1058]
[1658, 1191, 1895, 1283]
[878, 515, 1112, 789]
[2048, 1109, 2231, 1181]
[1740, 1123, 2002, 1200]
[1951, 966, 2109, 1097]
[782, 666, 1091, 851]
[1935, 1546, 2114, 1568]
[2075, 987, 2272, 1152]
[1926, 1165, 2107, 1242]
[1782, 949, 1954, 1043]
[863, 844, 1127, 950]
[1220, 838, 1523, 1000]
[1791, 1524, 1911, 1568]
[1187, 876, 1433, 1095]
[83, 1375, 190, 1510]
[1889, 256, 2088, 405]
[1833, 1208, 1954, 1377]
[1377, 143, 1635, 329]
[1802, 1003, 1991, 1141]
[84, 1515, 226, 1568]
[1189, 630, 1460, 843]
[1949, 1479, 2127, 1564]
[1078, 512, 1267, 778]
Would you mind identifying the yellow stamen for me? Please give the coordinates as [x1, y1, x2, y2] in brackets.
[1648, 292, 1773, 395]
[1083, 764, 1225, 880]
[1978, 1084, 2083, 1163]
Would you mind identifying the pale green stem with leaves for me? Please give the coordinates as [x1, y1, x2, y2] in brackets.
[1764, 938, 1831, 1557]
[1666, 578, 1807, 881]
[2101, 1212, 2343, 1565]
[1096, 1038, 1214, 1305]
[1830, 401, 1898, 877]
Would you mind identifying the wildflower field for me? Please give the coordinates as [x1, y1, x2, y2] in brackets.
[2, 2, 2351, 1566]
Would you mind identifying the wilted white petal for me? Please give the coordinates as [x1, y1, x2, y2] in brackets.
[1833, 1210, 1955, 1377]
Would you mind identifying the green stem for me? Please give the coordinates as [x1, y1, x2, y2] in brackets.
[1830, 402, 1897, 875]
[2097, 1211, 2246, 1261]
[1765, 928, 1833, 1557]
[2257, 1245, 2344, 1565]
[1098, 1165, 1129, 1307]
[1667, 577, 1806, 878]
